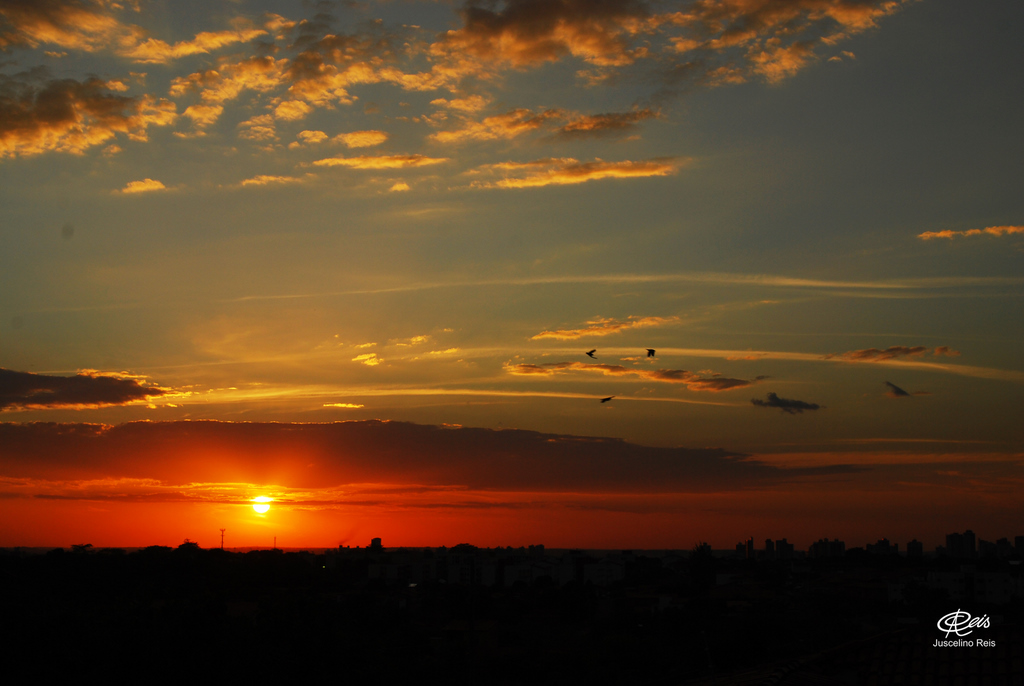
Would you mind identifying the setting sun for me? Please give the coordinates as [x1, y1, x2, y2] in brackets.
[252, 497, 271, 514]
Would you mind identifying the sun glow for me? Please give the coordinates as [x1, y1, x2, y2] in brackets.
[252, 496, 271, 514]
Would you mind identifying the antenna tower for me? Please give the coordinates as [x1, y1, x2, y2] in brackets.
[220, 528, 226, 550]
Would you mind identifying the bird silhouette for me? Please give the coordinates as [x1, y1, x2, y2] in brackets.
[585, 350, 597, 358]
[646, 349, 655, 357]
[600, 396, 614, 403]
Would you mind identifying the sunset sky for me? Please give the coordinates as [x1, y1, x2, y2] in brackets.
[1, 0, 1021, 550]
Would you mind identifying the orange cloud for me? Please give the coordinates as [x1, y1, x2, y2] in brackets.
[333, 130, 389, 148]
[295, 130, 328, 145]
[557, 108, 657, 137]
[181, 103, 223, 128]
[238, 175, 309, 187]
[750, 41, 817, 83]
[237, 114, 276, 141]
[274, 99, 312, 121]
[0, 0, 134, 53]
[472, 157, 678, 189]
[823, 346, 931, 362]
[120, 28, 267, 64]
[0, 76, 176, 158]
[531, 316, 678, 340]
[352, 353, 382, 366]
[0, 2, 270, 64]
[118, 178, 166, 194]
[168, 57, 289, 131]
[430, 95, 491, 113]
[918, 225, 1024, 240]
[505, 361, 761, 392]
[433, 0, 650, 68]
[312, 154, 448, 170]
[431, 108, 564, 144]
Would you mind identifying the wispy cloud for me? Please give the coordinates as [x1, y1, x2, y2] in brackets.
[505, 361, 763, 392]
[237, 174, 310, 187]
[531, 315, 678, 340]
[221, 272, 1024, 303]
[556, 108, 657, 138]
[431, 108, 563, 144]
[824, 346, 928, 362]
[918, 225, 1024, 240]
[312, 154, 448, 169]
[470, 157, 679, 189]
[824, 346, 961, 362]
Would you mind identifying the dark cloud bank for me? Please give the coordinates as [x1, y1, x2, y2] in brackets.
[0, 368, 170, 410]
[0, 420, 858, 492]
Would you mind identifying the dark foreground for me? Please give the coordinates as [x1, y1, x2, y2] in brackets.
[1, 544, 1020, 684]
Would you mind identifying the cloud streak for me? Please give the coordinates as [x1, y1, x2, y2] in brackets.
[531, 315, 678, 340]
[505, 361, 762, 391]
[824, 346, 961, 362]
[918, 225, 1024, 240]
[312, 154, 448, 169]
[470, 157, 678, 188]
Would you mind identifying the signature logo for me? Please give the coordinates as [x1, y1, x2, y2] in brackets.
[937, 610, 990, 637]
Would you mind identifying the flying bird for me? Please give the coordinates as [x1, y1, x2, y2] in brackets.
[600, 396, 614, 403]
[646, 349, 655, 357]
[585, 350, 597, 358]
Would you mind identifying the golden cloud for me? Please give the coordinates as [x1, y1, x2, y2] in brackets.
[557, 108, 657, 137]
[334, 130, 389, 148]
[431, 108, 564, 144]
[505, 361, 760, 392]
[296, 130, 328, 145]
[918, 225, 1024, 240]
[823, 346, 930, 362]
[120, 28, 267, 64]
[312, 154, 448, 169]
[169, 57, 288, 105]
[237, 114, 276, 141]
[0, 2, 270, 64]
[238, 175, 309, 187]
[532, 315, 679, 341]
[433, 0, 649, 68]
[472, 157, 678, 189]
[181, 103, 223, 128]
[1, 76, 176, 158]
[118, 178, 166, 194]
[274, 99, 312, 121]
